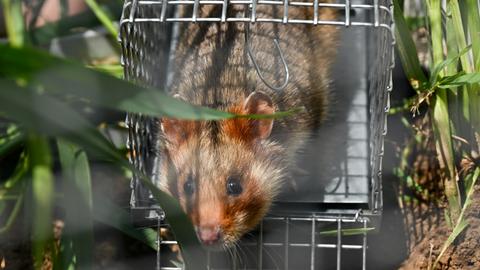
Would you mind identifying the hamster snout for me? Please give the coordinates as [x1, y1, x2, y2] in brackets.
[196, 226, 222, 246]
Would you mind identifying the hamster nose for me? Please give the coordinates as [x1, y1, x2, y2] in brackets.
[197, 226, 221, 245]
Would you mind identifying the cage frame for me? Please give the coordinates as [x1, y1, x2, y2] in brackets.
[119, 0, 395, 269]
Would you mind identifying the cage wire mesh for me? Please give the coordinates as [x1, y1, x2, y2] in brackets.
[120, 0, 394, 269]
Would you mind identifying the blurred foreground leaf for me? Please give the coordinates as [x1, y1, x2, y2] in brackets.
[0, 44, 233, 121]
[57, 140, 94, 268]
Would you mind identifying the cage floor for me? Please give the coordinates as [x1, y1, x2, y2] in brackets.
[157, 214, 368, 270]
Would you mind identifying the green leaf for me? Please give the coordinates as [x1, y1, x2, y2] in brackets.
[57, 139, 94, 268]
[84, 0, 118, 38]
[393, 0, 428, 92]
[438, 73, 480, 88]
[28, 135, 55, 270]
[319, 227, 375, 236]
[430, 46, 471, 87]
[433, 219, 468, 268]
[93, 196, 158, 250]
[0, 44, 233, 121]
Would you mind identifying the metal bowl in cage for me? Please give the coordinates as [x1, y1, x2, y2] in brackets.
[119, 0, 394, 269]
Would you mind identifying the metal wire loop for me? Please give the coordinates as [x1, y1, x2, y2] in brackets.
[244, 19, 290, 91]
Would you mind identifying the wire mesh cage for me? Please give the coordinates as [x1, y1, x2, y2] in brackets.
[119, 0, 394, 269]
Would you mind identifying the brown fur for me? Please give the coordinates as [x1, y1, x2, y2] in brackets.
[157, 1, 339, 247]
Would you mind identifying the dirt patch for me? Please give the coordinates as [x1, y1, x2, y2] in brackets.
[400, 185, 480, 270]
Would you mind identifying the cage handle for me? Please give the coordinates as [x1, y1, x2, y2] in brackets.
[244, 21, 289, 91]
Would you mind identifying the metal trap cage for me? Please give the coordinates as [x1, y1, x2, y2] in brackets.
[119, 0, 394, 269]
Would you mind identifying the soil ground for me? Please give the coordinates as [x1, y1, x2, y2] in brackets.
[400, 185, 480, 270]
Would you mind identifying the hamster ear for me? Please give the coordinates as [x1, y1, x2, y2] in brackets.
[243, 91, 275, 139]
[161, 118, 183, 145]
[160, 94, 191, 145]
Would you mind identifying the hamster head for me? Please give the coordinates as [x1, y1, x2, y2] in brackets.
[158, 91, 285, 249]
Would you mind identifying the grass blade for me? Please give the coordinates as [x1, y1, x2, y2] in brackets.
[465, 0, 480, 142]
[466, 0, 480, 71]
[448, 0, 480, 138]
[432, 219, 468, 269]
[393, 0, 428, 92]
[319, 227, 375, 236]
[84, 0, 118, 38]
[438, 72, 480, 88]
[57, 139, 94, 268]
[28, 135, 54, 269]
[448, 0, 473, 73]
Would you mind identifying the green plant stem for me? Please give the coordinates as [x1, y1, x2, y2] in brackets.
[28, 134, 55, 270]
[1, 0, 25, 46]
[57, 139, 94, 268]
[427, 0, 443, 70]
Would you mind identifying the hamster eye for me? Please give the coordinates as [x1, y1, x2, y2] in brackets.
[226, 176, 243, 196]
[184, 175, 195, 195]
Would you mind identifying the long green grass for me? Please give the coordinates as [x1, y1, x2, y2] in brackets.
[394, 0, 480, 267]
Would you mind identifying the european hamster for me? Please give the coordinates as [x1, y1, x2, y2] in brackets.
[157, 1, 339, 248]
